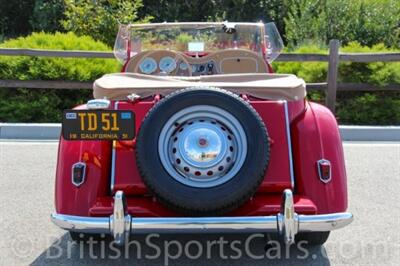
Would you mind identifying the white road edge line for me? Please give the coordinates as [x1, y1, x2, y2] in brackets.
[343, 142, 400, 147]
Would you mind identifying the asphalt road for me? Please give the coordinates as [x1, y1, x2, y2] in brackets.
[0, 141, 399, 265]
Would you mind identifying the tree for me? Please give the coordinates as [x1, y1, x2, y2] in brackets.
[139, 0, 288, 35]
[62, 0, 151, 46]
[139, 0, 218, 22]
[30, 0, 65, 32]
[284, 0, 327, 47]
[284, 0, 400, 48]
[0, 0, 36, 38]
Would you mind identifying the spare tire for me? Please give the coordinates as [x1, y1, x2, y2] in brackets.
[136, 87, 269, 215]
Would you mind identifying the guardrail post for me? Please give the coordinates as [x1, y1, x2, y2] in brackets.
[326, 39, 340, 113]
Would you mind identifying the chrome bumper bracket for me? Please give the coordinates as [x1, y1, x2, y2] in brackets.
[110, 191, 131, 245]
[277, 189, 299, 244]
[51, 189, 353, 245]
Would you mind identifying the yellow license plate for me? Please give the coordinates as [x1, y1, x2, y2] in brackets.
[62, 110, 135, 140]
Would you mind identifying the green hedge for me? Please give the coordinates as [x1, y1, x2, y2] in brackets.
[0, 33, 399, 125]
[273, 42, 400, 125]
[0, 32, 119, 122]
[336, 43, 400, 124]
[273, 42, 400, 84]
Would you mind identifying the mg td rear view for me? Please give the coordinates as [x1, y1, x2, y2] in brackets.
[52, 22, 353, 246]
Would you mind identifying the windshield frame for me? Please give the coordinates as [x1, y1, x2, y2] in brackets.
[114, 22, 283, 64]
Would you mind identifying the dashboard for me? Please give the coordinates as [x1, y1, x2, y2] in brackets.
[189, 61, 217, 76]
[125, 49, 269, 76]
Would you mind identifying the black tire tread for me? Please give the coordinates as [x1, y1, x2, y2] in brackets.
[69, 232, 110, 243]
[295, 232, 330, 246]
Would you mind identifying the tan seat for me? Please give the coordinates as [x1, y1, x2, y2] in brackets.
[93, 73, 306, 101]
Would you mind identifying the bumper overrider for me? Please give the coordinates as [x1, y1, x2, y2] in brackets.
[51, 189, 353, 245]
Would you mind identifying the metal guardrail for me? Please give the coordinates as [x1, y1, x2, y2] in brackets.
[1, 42, 399, 113]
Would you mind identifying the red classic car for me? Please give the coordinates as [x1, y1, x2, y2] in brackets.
[51, 22, 353, 246]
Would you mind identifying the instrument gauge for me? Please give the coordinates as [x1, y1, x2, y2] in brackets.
[159, 56, 177, 73]
[139, 57, 157, 74]
[179, 62, 188, 70]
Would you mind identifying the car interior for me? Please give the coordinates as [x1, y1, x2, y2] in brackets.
[124, 49, 269, 76]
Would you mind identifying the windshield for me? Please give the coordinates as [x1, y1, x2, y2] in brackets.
[114, 22, 283, 64]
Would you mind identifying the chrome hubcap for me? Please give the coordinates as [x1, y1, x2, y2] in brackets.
[158, 105, 247, 188]
[173, 119, 235, 179]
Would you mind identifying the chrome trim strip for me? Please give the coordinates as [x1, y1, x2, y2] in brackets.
[51, 214, 110, 234]
[129, 22, 264, 29]
[130, 216, 278, 233]
[51, 189, 353, 245]
[87, 99, 111, 110]
[110, 101, 119, 193]
[71, 162, 86, 187]
[283, 101, 295, 188]
[298, 212, 353, 232]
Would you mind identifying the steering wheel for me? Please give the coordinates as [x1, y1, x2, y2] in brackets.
[130, 50, 192, 76]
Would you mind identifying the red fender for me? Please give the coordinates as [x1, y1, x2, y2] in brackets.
[291, 102, 348, 214]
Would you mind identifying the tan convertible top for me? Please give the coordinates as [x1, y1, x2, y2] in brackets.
[93, 73, 306, 101]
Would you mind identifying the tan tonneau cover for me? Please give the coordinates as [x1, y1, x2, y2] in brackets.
[93, 73, 306, 101]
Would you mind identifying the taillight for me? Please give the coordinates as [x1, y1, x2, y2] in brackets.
[317, 159, 331, 183]
[71, 162, 86, 187]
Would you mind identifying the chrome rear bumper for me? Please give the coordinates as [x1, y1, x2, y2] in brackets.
[51, 189, 353, 245]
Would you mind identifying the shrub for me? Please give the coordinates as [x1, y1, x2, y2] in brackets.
[0, 32, 399, 125]
[274, 42, 400, 85]
[336, 42, 400, 125]
[0, 32, 119, 122]
[273, 44, 328, 83]
[273, 42, 400, 125]
[336, 92, 400, 125]
[339, 42, 400, 85]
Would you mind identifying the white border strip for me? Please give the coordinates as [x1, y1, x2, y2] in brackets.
[1, 123, 400, 141]
[340, 125, 400, 141]
[0, 123, 60, 140]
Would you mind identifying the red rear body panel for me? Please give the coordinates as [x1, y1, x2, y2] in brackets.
[113, 100, 295, 195]
[55, 97, 348, 217]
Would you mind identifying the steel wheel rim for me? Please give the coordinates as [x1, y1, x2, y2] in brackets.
[158, 105, 247, 188]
